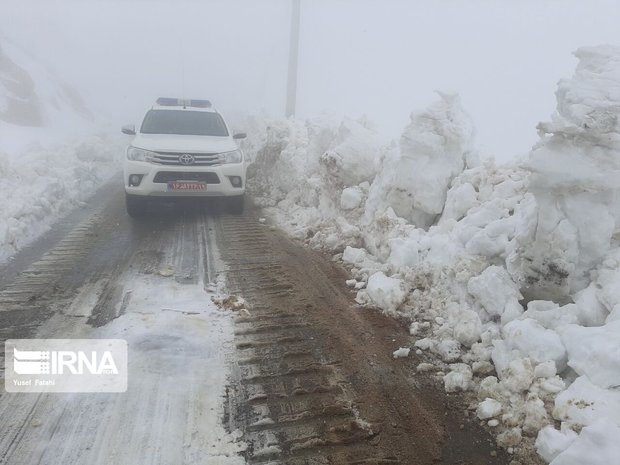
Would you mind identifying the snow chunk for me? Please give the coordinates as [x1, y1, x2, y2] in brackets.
[472, 360, 494, 375]
[366, 272, 408, 313]
[573, 283, 609, 326]
[453, 308, 482, 347]
[340, 186, 364, 210]
[387, 236, 420, 268]
[553, 376, 620, 427]
[534, 360, 557, 379]
[319, 117, 382, 187]
[535, 425, 578, 463]
[467, 266, 523, 323]
[342, 246, 367, 265]
[414, 338, 434, 351]
[442, 182, 478, 222]
[477, 398, 502, 420]
[549, 420, 620, 465]
[409, 321, 428, 336]
[522, 300, 579, 331]
[434, 339, 461, 362]
[499, 318, 567, 373]
[392, 347, 410, 359]
[523, 396, 550, 436]
[443, 363, 472, 392]
[560, 320, 620, 389]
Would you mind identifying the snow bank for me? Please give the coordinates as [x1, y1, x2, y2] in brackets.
[245, 114, 385, 253]
[0, 136, 122, 261]
[245, 45, 620, 464]
[0, 37, 121, 262]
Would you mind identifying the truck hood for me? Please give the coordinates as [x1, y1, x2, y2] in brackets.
[131, 134, 238, 153]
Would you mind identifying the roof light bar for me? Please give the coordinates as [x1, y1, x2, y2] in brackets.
[156, 97, 180, 106]
[189, 99, 212, 108]
[156, 98, 212, 108]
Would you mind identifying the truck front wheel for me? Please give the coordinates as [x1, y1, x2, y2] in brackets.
[227, 195, 245, 215]
[126, 194, 148, 218]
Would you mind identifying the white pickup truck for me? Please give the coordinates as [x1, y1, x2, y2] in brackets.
[121, 98, 247, 217]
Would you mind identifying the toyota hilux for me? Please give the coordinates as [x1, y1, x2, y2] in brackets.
[121, 98, 247, 217]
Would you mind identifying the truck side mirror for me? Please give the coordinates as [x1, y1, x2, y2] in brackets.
[122, 124, 136, 135]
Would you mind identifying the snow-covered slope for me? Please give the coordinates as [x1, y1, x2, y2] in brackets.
[0, 38, 121, 262]
[244, 45, 620, 464]
[0, 40, 90, 124]
[0, 38, 96, 151]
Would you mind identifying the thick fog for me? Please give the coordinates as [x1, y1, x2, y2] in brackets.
[2, 0, 620, 160]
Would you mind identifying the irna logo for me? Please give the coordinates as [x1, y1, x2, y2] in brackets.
[5, 339, 127, 393]
[13, 348, 119, 375]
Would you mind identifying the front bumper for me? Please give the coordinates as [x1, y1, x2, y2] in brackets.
[124, 161, 246, 197]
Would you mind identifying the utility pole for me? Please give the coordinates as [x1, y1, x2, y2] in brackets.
[285, 0, 301, 118]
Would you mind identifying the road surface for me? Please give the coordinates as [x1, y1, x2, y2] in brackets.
[0, 180, 510, 464]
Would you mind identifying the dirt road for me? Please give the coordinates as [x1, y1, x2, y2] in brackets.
[0, 182, 509, 464]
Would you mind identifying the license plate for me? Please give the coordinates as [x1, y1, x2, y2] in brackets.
[167, 181, 207, 191]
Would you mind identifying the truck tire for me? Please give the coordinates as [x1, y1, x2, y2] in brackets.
[126, 194, 147, 218]
[227, 195, 245, 215]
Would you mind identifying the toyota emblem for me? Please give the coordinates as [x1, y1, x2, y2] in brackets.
[179, 154, 195, 165]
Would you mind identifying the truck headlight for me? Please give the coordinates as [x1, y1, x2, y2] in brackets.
[126, 146, 156, 162]
[218, 150, 243, 164]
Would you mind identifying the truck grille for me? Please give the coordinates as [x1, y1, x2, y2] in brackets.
[153, 172, 221, 184]
[152, 152, 221, 166]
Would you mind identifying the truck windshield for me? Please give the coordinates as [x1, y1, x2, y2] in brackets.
[140, 110, 229, 136]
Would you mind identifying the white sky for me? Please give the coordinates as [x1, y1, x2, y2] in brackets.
[2, 0, 620, 160]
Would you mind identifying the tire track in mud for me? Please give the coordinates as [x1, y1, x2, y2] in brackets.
[215, 217, 369, 464]
[0, 214, 104, 344]
[216, 212, 511, 465]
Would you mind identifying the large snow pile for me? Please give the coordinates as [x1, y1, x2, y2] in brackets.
[245, 46, 620, 464]
[0, 37, 120, 262]
[246, 113, 387, 252]
[365, 92, 476, 229]
[510, 45, 620, 303]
